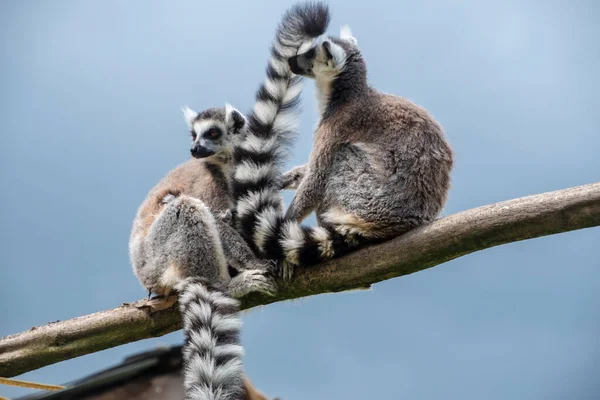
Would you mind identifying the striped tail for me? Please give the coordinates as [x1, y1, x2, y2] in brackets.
[176, 277, 245, 400]
[233, 2, 330, 253]
[261, 217, 357, 267]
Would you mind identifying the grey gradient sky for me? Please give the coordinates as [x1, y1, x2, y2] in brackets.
[1, 1, 599, 399]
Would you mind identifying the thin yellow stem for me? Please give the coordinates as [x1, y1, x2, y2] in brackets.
[0, 377, 65, 391]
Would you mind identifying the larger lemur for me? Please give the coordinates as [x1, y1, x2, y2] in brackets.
[233, 20, 454, 277]
[129, 3, 330, 399]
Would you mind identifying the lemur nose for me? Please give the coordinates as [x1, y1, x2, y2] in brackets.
[288, 56, 300, 73]
[191, 146, 215, 159]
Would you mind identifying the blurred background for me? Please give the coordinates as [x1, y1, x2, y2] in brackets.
[1, 0, 599, 399]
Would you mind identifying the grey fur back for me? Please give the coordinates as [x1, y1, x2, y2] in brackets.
[238, 20, 453, 270]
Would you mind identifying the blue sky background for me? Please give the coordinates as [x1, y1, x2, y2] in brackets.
[1, 0, 599, 399]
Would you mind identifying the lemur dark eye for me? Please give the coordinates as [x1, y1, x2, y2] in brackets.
[191, 131, 197, 141]
[205, 128, 222, 139]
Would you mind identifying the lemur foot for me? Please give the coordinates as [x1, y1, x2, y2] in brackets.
[279, 259, 295, 283]
[228, 269, 277, 298]
[137, 294, 178, 313]
[249, 258, 279, 276]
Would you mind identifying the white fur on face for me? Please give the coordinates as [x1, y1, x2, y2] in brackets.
[311, 40, 349, 117]
[325, 41, 347, 70]
[192, 120, 222, 140]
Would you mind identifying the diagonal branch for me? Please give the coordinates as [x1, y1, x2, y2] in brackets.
[1, 182, 599, 378]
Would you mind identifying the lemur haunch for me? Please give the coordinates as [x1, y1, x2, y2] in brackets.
[236, 23, 454, 277]
[129, 2, 329, 399]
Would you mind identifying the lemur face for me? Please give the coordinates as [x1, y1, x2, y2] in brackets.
[182, 105, 247, 159]
[288, 25, 358, 80]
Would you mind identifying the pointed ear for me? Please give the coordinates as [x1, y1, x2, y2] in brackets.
[225, 103, 246, 134]
[182, 106, 197, 128]
[340, 25, 357, 45]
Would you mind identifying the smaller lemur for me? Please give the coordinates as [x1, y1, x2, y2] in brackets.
[235, 22, 454, 278]
[130, 105, 276, 309]
[129, 109, 276, 399]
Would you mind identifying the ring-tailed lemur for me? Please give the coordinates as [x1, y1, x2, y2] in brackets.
[129, 3, 329, 398]
[129, 105, 276, 309]
[235, 22, 454, 278]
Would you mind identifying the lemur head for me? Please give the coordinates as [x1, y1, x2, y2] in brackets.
[182, 104, 247, 159]
[288, 25, 363, 81]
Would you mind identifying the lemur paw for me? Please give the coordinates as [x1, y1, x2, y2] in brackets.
[253, 258, 279, 277]
[280, 165, 306, 190]
[137, 294, 178, 313]
[229, 269, 277, 298]
[279, 259, 295, 283]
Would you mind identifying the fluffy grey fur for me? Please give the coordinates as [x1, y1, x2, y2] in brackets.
[130, 191, 269, 400]
[243, 23, 454, 277]
[129, 88, 276, 400]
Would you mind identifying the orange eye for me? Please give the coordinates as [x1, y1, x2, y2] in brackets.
[209, 129, 221, 138]
[191, 131, 197, 141]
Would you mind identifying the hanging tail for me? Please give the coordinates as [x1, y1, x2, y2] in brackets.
[233, 2, 330, 252]
[232, 3, 350, 267]
[176, 277, 245, 400]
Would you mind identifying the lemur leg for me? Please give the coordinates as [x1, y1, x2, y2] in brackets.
[283, 142, 337, 222]
[280, 164, 307, 190]
[281, 146, 340, 281]
[214, 209, 277, 296]
[215, 217, 275, 274]
[228, 269, 277, 298]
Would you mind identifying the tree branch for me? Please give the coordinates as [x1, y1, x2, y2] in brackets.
[1, 182, 599, 377]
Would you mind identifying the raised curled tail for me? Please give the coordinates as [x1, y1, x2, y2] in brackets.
[176, 277, 244, 400]
[233, 2, 330, 249]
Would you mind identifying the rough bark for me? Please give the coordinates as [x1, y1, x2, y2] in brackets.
[1, 182, 599, 378]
